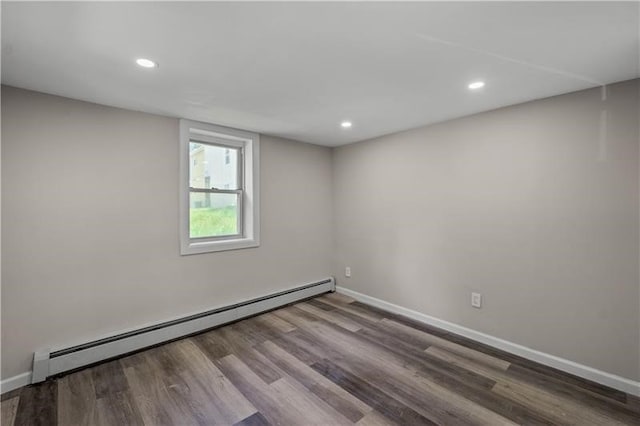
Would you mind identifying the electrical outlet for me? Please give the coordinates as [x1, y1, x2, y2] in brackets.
[345, 267, 351, 278]
[471, 292, 482, 308]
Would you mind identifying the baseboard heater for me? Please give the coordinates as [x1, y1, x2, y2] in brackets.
[31, 277, 335, 384]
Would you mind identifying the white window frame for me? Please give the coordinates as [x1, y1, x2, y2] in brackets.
[180, 119, 260, 255]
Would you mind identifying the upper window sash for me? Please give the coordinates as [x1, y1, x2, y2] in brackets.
[188, 139, 243, 191]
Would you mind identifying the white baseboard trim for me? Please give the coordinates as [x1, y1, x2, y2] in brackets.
[1, 372, 32, 395]
[336, 286, 640, 397]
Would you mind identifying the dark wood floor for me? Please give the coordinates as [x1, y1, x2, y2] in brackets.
[2, 292, 639, 425]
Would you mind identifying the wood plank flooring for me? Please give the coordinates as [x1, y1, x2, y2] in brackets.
[2, 292, 639, 425]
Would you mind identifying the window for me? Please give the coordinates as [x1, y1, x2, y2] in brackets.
[180, 119, 260, 254]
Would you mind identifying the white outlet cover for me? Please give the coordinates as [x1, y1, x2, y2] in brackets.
[471, 292, 482, 308]
[345, 267, 351, 277]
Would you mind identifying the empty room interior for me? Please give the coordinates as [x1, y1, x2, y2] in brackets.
[1, 1, 640, 425]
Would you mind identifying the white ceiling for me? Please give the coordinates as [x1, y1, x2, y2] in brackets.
[2, 2, 638, 146]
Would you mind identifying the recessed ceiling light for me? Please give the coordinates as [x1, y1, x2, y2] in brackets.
[341, 121, 352, 128]
[468, 81, 485, 90]
[136, 58, 158, 68]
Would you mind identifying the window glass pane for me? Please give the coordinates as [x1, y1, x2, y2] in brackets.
[189, 192, 239, 238]
[189, 142, 239, 189]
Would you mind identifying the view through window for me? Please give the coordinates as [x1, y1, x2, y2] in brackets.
[189, 142, 241, 238]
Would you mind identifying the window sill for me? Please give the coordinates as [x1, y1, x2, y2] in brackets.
[180, 237, 259, 255]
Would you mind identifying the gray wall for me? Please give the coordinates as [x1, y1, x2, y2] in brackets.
[332, 79, 640, 380]
[1, 86, 333, 379]
[2, 80, 639, 383]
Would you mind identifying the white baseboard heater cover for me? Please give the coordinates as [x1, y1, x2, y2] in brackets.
[32, 278, 335, 384]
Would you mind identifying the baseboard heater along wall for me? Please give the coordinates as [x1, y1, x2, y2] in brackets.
[31, 278, 335, 384]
